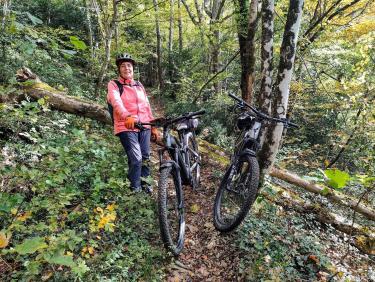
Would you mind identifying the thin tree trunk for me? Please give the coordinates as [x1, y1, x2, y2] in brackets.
[258, 0, 274, 114]
[258, 0, 274, 147]
[178, 0, 183, 52]
[236, 0, 259, 104]
[258, 0, 304, 175]
[168, 0, 174, 81]
[153, 0, 163, 89]
[85, 0, 94, 62]
[95, 0, 118, 98]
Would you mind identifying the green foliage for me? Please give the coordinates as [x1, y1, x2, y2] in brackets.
[236, 198, 332, 281]
[0, 101, 165, 280]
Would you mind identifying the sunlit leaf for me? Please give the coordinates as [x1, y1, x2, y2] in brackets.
[0, 231, 10, 248]
[69, 36, 87, 50]
[324, 169, 350, 189]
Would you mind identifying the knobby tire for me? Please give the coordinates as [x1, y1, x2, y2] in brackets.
[158, 165, 185, 255]
[213, 154, 260, 232]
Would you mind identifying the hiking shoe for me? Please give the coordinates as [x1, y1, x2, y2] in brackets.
[142, 185, 153, 194]
[131, 186, 142, 193]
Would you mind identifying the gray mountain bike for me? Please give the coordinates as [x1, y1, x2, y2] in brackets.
[137, 110, 205, 255]
[213, 93, 297, 232]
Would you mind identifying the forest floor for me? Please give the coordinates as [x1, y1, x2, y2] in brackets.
[147, 101, 374, 282]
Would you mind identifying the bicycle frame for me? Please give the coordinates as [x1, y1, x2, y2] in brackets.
[158, 125, 192, 185]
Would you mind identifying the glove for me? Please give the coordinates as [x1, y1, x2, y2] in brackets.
[124, 116, 136, 130]
[151, 127, 160, 142]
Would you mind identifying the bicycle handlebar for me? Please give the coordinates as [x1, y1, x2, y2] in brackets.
[228, 93, 298, 128]
[135, 109, 206, 129]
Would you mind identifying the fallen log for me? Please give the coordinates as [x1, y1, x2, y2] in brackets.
[269, 168, 375, 221]
[0, 67, 111, 125]
[4, 68, 375, 222]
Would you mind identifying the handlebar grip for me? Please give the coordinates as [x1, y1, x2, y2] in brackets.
[288, 122, 299, 128]
[189, 109, 206, 117]
[228, 93, 242, 103]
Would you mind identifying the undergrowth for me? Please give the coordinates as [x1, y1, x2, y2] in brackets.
[0, 100, 165, 280]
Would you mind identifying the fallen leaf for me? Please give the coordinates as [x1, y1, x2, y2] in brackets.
[0, 232, 10, 248]
[190, 204, 200, 213]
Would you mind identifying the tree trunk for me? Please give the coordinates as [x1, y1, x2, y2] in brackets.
[153, 0, 163, 89]
[258, 0, 304, 175]
[94, 0, 118, 98]
[258, 0, 274, 114]
[258, 0, 274, 148]
[236, 0, 259, 104]
[178, 0, 183, 53]
[85, 0, 95, 63]
[168, 0, 175, 81]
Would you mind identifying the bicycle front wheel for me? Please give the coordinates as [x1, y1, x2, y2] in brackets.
[158, 165, 185, 255]
[213, 154, 260, 232]
[185, 132, 200, 189]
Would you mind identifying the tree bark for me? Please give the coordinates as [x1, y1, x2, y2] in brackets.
[94, 0, 119, 98]
[236, 0, 259, 104]
[153, 0, 163, 89]
[168, 0, 175, 81]
[178, 0, 183, 52]
[258, 0, 304, 175]
[258, 0, 274, 148]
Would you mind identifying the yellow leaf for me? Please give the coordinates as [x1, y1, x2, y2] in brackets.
[88, 246, 94, 255]
[106, 204, 116, 212]
[10, 208, 18, 215]
[16, 211, 32, 222]
[190, 204, 200, 213]
[96, 207, 103, 213]
[0, 231, 10, 248]
[324, 160, 329, 168]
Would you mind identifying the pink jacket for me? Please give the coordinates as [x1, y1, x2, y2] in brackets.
[107, 77, 154, 135]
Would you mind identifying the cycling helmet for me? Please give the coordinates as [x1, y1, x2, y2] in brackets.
[115, 53, 136, 67]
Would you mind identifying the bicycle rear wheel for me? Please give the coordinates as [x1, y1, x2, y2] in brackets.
[158, 165, 185, 255]
[185, 132, 200, 189]
[213, 154, 259, 232]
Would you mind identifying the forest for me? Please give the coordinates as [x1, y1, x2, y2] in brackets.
[0, 0, 374, 281]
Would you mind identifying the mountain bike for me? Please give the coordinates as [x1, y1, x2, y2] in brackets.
[137, 110, 205, 255]
[213, 93, 297, 232]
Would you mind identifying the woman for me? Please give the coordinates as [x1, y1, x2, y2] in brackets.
[107, 53, 158, 193]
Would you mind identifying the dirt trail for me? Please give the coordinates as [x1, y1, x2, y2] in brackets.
[150, 141, 241, 281]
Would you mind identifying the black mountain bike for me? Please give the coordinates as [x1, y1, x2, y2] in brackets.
[138, 110, 205, 255]
[213, 93, 297, 232]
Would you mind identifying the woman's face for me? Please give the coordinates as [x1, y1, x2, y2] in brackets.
[119, 61, 134, 80]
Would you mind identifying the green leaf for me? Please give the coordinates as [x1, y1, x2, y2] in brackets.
[45, 253, 75, 267]
[15, 237, 48, 255]
[69, 36, 87, 50]
[26, 12, 43, 25]
[324, 169, 350, 189]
